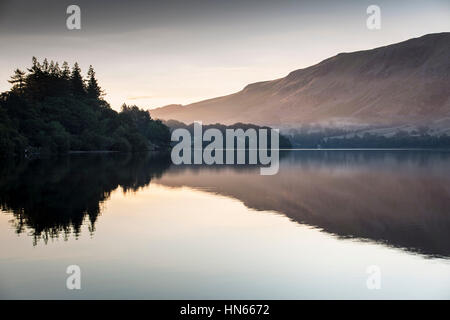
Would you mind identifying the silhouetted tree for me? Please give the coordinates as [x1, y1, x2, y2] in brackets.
[8, 69, 26, 93]
[42, 58, 49, 72]
[61, 61, 70, 80]
[86, 65, 102, 99]
[26, 56, 44, 101]
[0, 57, 171, 156]
[70, 62, 85, 96]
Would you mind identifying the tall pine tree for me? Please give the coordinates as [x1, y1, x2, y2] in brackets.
[8, 69, 26, 93]
[70, 62, 85, 96]
[86, 65, 102, 99]
[61, 62, 71, 80]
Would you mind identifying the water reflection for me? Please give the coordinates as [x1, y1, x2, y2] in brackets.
[158, 151, 450, 258]
[0, 152, 170, 244]
[1, 150, 450, 258]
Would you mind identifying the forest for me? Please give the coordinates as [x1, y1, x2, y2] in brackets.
[0, 57, 170, 157]
[285, 126, 450, 149]
[164, 119, 292, 149]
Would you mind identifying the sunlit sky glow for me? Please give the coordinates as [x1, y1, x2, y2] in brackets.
[0, 0, 449, 111]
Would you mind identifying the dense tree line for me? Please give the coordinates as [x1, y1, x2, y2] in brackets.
[286, 127, 450, 149]
[0, 57, 170, 157]
[164, 119, 292, 149]
[321, 132, 450, 149]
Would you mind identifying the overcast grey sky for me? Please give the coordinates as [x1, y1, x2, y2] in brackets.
[0, 0, 449, 110]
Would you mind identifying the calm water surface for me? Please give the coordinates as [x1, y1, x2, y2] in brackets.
[0, 151, 449, 299]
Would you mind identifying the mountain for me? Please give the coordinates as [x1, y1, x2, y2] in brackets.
[151, 33, 450, 132]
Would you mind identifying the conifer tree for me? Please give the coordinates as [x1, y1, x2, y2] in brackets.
[70, 62, 85, 96]
[27, 57, 43, 80]
[61, 61, 71, 80]
[8, 69, 26, 93]
[25, 57, 44, 100]
[86, 65, 102, 99]
[42, 58, 49, 72]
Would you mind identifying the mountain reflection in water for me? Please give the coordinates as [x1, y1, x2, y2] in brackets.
[1, 150, 449, 258]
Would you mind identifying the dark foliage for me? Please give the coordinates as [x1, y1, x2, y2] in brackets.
[286, 126, 450, 149]
[164, 119, 292, 149]
[0, 57, 171, 157]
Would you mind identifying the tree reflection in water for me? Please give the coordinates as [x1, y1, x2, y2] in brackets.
[0, 152, 170, 245]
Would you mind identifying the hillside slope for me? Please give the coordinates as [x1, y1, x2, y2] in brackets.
[151, 33, 450, 130]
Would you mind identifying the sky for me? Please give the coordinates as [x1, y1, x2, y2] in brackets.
[0, 0, 449, 111]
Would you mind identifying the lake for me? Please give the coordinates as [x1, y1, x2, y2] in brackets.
[0, 150, 449, 299]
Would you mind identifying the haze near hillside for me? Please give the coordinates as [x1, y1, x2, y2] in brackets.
[151, 33, 450, 131]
